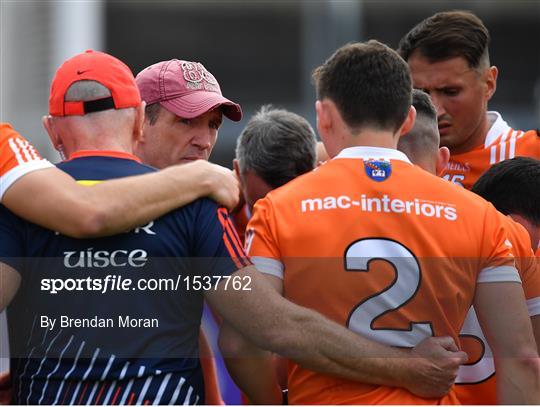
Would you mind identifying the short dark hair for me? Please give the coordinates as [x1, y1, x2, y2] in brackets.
[145, 103, 162, 125]
[471, 157, 540, 226]
[313, 40, 412, 133]
[397, 10, 490, 70]
[236, 105, 317, 189]
[397, 90, 439, 165]
[412, 89, 437, 121]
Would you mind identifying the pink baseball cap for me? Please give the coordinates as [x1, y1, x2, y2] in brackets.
[135, 59, 242, 121]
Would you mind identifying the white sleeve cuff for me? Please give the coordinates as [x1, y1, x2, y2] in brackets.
[251, 256, 284, 279]
[1, 159, 53, 201]
[477, 265, 521, 283]
[527, 297, 540, 316]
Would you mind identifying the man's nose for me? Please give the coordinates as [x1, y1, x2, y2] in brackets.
[430, 94, 447, 118]
[192, 128, 213, 150]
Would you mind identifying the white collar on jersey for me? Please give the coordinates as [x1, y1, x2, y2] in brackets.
[484, 111, 511, 148]
[333, 146, 412, 164]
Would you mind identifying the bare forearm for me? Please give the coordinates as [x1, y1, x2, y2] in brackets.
[210, 268, 409, 389]
[274, 304, 410, 387]
[0, 263, 21, 311]
[475, 282, 540, 404]
[532, 315, 540, 354]
[4, 161, 236, 238]
[219, 324, 282, 404]
[208, 268, 457, 398]
[88, 163, 214, 235]
[496, 357, 540, 404]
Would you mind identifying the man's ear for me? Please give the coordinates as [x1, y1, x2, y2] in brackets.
[315, 100, 331, 139]
[42, 115, 61, 150]
[485, 66, 498, 102]
[233, 159, 241, 179]
[133, 101, 146, 142]
[436, 146, 450, 176]
[397, 106, 417, 138]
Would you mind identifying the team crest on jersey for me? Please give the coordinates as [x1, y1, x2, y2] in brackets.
[364, 159, 392, 182]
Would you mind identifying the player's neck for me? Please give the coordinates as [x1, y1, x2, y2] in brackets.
[343, 130, 398, 150]
[65, 139, 135, 159]
[449, 114, 491, 155]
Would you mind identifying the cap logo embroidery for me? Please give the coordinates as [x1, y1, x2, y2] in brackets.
[181, 62, 219, 92]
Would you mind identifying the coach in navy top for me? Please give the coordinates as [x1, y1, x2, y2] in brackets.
[0, 50, 250, 405]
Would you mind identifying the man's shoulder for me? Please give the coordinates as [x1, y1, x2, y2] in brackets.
[504, 216, 533, 256]
[57, 155, 156, 180]
[484, 111, 538, 149]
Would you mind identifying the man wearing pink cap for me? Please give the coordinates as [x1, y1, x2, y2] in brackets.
[134, 59, 241, 169]
[134, 59, 242, 404]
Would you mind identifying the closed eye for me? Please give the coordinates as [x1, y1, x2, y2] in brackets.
[210, 120, 222, 130]
[440, 88, 459, 96]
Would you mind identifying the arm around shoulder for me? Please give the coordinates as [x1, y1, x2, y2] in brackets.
[2, 161, 239, 238]
[206, 266, 464, 397]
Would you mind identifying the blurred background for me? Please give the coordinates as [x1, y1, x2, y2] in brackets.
[1, 0, 539, 168]
[1, 0, 539, 399]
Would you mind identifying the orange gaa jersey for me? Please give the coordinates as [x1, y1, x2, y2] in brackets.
[456, 216, 540, 405]
[0, 122, 53, 201]
[246, 146, 519, 405]
[441, 112, 540, 190]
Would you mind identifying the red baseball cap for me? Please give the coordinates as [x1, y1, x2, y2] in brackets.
[49, 49, 141, 116]
[135, 59, 242, 122]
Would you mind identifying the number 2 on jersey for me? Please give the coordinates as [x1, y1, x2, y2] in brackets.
[345, 238, 434, 347]
[456, 307, 495, 384]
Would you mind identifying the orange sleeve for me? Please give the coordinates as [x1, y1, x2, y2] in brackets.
[509, 221, 540, 306]
[245, 197, 283, 279]
[0, 123, 52, 200]
[476, 204, 520, 284]
[514, 130, 540, 159]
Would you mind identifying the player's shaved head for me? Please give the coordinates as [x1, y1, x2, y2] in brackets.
[397, 90, 440, 172]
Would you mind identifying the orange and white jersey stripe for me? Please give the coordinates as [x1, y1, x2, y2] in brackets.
[247, 146, 518, 405]
[216, 206, 252, 270]
[455, 216, 540, 405]
[441, 112, 540, 190]
[0, 123, 53, 201]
